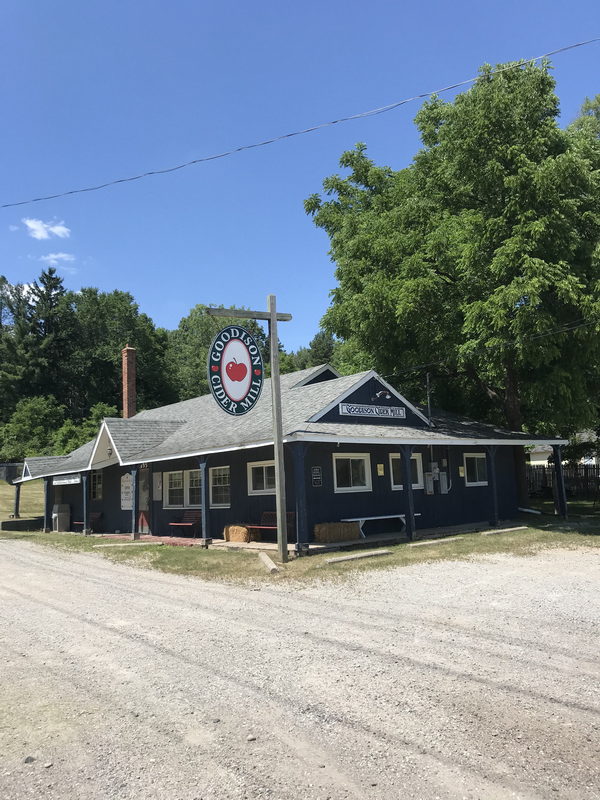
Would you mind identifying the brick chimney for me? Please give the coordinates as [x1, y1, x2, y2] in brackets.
[122, 345, 137, 419]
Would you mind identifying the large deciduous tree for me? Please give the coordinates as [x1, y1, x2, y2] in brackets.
[306, 61, 600, 441]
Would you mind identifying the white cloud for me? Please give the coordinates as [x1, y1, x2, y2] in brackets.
[39, 252, 76, 271]
[23, 217, 71, 240]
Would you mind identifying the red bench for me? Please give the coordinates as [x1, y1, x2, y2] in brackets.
[168, 510, 202, 537]
[245, 511, 295, 541]
[72, 511, 103, 533]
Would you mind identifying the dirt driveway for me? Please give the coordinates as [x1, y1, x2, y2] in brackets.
[0, 540, 598, 800]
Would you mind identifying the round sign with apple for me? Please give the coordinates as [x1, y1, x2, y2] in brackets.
[207, 326, 264, 416]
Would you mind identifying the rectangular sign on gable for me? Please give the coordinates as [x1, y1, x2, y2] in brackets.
[339, 403, 406, 419]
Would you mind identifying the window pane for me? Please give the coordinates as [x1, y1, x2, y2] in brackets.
[265, 465, 276, 490]
[252, 466, 265, 491]
[465, 457, 478, 484]
[335, 458, 351, 488]
[350, 458, 366, 487]
[212, 467, 230, 506]
[391, 457, 402, 487]
[476, 457, 487, 483]
[168, 471, 184, 505]
[188, 470, 201, 505]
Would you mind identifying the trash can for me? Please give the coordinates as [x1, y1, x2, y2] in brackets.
[52, 504, 70, 532]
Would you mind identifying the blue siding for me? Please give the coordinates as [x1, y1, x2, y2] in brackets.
[57, 442, 519, 539]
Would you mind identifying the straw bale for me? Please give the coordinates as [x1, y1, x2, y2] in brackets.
[223, 525, 250, 543]
[313, 522, 360, 543]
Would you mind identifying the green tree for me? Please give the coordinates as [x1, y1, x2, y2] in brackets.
[69, 288, 176, 416]
[0, 395, 65, 461]
[570, 94, 600, 138]
[306, 61, 600, 440]
[53, 402, 118, 454]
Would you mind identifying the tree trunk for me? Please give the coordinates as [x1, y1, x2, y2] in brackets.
[504, 363, 529, 506]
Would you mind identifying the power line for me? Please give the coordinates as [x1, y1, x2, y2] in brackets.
[2, 37, 599, 210]
[383, 317, 597, 381]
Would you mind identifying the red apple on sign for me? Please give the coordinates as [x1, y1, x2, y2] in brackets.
[254, 369, 261, 376]
[226, 359, 247, 382]
[211, 365, 219, 372]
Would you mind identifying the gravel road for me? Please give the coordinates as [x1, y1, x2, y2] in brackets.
[0, 540, 599, 800]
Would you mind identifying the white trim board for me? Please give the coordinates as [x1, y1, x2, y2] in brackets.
[290, 432, 569, 447]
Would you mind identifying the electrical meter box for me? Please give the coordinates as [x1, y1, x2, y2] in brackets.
[439, 472, 449, 494]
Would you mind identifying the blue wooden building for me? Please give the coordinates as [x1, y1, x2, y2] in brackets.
[15, 365, 568, 543]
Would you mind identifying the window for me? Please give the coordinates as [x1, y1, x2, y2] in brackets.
[247, 461, 276, 495]
[186, 469, 202, 507]
[332, 453, 372, 493]
[389, 453, 424, 490]
[163, 469, 203, 508]
[91, 471, 103, 501]
[164, 471, 184, 507]
[210, 466, 231, 508]
[464, 453, 488, 486]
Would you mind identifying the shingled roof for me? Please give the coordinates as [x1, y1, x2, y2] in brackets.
[20, 364, 565, 481]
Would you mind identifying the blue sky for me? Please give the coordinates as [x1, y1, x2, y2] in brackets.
[1, 1, 598, 350]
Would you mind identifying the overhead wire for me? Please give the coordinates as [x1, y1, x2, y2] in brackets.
[1, 37, 599, 209]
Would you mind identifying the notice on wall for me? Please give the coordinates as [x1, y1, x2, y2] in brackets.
[120, 473, 133, 510]
[311, 466, 322, 488]
[152, 472, 162, 502]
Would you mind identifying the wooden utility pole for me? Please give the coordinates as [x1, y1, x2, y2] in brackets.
[205, 297, 292, 562]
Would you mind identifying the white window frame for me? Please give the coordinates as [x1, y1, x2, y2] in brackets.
[389, 453, 424, 490]
[247, 460, 276, 496]
[91, 470, 103, 501]
[163, 470, 185, 508]
[163, 469, 203, 508]
[332, 453, 372, 494]
[186, 469, 202, 508]
[463, 453, 488, 487]
[210, 466, 231, 508]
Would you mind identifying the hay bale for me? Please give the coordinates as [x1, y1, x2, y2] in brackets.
[223, 524, 250, 543]
[313, 522, 360, 543]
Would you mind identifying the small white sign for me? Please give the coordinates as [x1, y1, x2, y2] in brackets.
[339, 403, 406, 419]
[121, 473, 133, 510]
[52, 474, 81, 486]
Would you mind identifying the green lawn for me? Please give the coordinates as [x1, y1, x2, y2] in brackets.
[1, 520, 598, 584]
[0, 479, 44, 522]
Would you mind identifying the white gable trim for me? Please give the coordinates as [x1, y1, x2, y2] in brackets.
[307, 371, 431, 426]
[291, 363, 341, 388]
[87, 422, 121, 469]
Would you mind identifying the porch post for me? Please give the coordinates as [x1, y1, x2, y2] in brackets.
[291, 442, 309, 552]
[198, 456, 209, 539]
[486, 446, 499, 526]
[131, 466, 139, 536]
[400, 444, 415, 541]
[82, 472, 90, 534]
[13, 482, 21, 519]
[552, 445, 568, 520]
[43, 477, 52, 532]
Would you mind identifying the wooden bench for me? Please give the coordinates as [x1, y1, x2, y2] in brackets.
[245, 511, 296, 541]
[168, 509, 202, 537]
[341, 513, 422, 538]
[72, 511, 103, 533]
